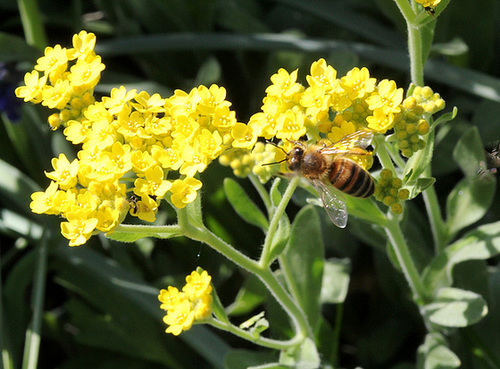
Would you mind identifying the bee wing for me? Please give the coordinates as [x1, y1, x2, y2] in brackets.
[312, 180, 348, 228]
[320, 130, 374, 155]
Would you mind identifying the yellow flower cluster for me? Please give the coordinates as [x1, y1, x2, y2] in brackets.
[222, 59, 403, 178]
[373, 169, 410, 214]
[18, 32, 244, 246]
[251, 59, 404, 143]
[158, 270, 213, 336]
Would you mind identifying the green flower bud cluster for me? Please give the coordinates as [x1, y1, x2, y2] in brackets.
[374, 169, 409, 214]
[392, 96, 431, 158]
[219, 142, 279, 183]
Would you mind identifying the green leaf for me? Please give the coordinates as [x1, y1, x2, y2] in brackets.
[320, 258, 351, 304]
[432, 107, 458, 128]
[226, 274, 268, 316]
[280, 338, 320, 369]
[453, 126, 486, 177]
[0, 32, 40, 62]
[106, 224, 183, 242]
[421, 287, 487, 327]
[422, 221, 500, 295]
[344, 196, 387, 227]
[445, 176, 495, 237]
[267, 213, 291, 263]
[270, 177, 283, 207]
[0, 209, 43, 241]
[281, 206, 324, 331]
[404, 129, 435, 182]
[0, 158, 41, 215]
[417, 333, 461, 369]
[406, 177, 436, 199]
[53, 246, 230, 368]
[223, 178, 269, 231]
[224, 349, 279, 369]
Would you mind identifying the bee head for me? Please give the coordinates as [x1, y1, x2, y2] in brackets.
[288, 146, 304, 171]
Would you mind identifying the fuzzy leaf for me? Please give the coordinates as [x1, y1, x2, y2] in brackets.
[417, 333, 461, 369]
[281, 206, 324, 331]
[224, 178, 269, 230]
[106, 225, 183, 242]
[422, 287, 488, 327]
[320, 258, 351, 304]
[445, 176, 495, 237]
[422, 221, 500, 295]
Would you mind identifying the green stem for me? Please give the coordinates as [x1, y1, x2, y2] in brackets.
[260, 176, 299, 267]
[375, 135, 397, 173]
[422, 184, 448, 251]
[22, 231, 49, 369]
[179, 219, 312, 341]
[394, 0, 424, 86]
[249, 173, 272, 212]
[17, 0, 47, 49]
[207, 318, 304, 350]
[385, 212, 427, 304]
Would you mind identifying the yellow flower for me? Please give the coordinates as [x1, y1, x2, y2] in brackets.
[60, 210, 98, 246]
[44, 153, 79, 190]
[265, 68, 303, 100]
[366, 79, 403, 115]
[275, 110, 307, 141]
[41, 79, 72, 110]
[170, 178, 202, 209]
[183, 270, 212, 299]
[15, 71, 47, 103]
[30, 181, 61, 215]
[158, 270, 213, 336]
[340, 67, 376, 101]
[164, 299, 195, 336]
[306, 58, 337, 90]
[133, 165, 172, 199]
[68, 55, 105, 90]
[414, 0, 441, 8]
[34, 44, 68, 75]
[67, 30, 97, 60]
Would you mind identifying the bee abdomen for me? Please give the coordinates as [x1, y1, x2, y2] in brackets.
[329, 158, 374, 198]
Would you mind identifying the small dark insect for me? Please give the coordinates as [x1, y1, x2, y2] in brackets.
[424, 6, 436, 16]
[478, 143, 500, 178]
[129, 194, 139, 214]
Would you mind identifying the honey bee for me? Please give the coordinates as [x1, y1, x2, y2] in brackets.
[274, 130, 375, 228]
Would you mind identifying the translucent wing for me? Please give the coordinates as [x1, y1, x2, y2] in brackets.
[320, 130, 373, 155]
[312, 180, 348, 228]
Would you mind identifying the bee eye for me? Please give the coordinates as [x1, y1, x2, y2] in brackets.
[292, 147, 303, 156]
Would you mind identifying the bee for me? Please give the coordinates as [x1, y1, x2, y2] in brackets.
[272, 130, 375, 228]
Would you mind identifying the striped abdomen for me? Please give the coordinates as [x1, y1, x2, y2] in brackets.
[328, 158, 374, 198]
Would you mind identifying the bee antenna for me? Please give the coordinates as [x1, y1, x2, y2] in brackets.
[261, 140, 288, 166]
[265, 140, 288, 154]
[262, 158, 287, 166]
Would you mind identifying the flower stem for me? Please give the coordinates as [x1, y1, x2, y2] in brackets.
[249, 173, 272, 212]
[207, 317, 304, 350]
[385, 212, 427, 304]
[422, 172, 448, 251]
[180, 219, 312, 341]
[260, 176, 299, 267]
